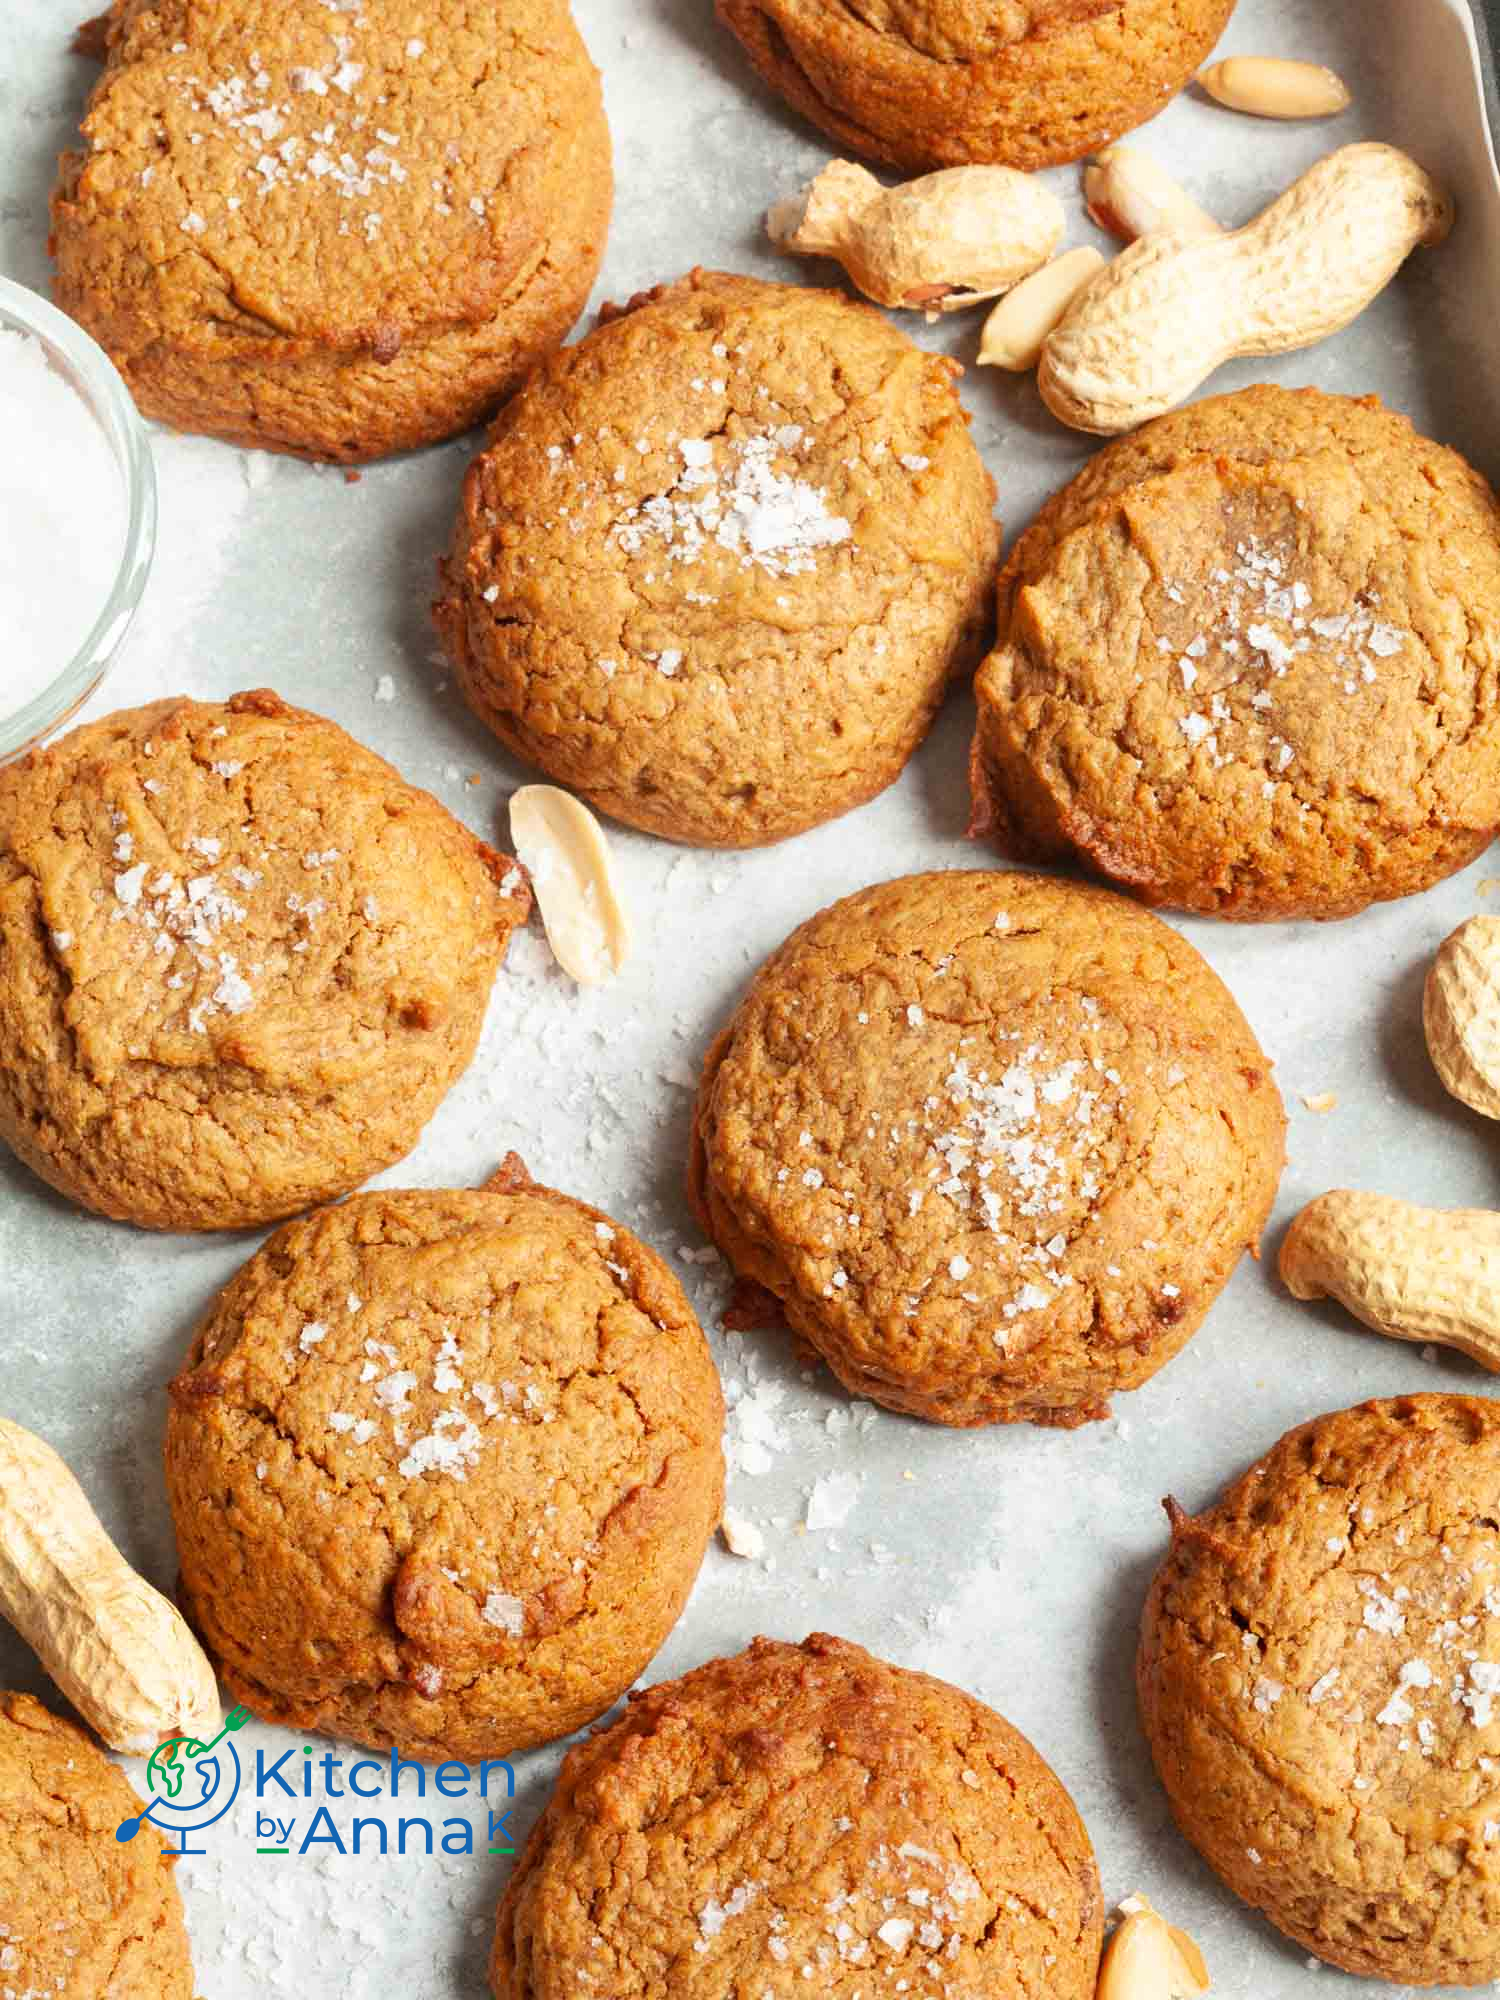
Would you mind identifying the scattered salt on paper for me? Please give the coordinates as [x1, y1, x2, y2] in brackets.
[805, 1470, 860, 1530]
[725, 1379, 788, 1476]
[720, 1511, 765, 1559]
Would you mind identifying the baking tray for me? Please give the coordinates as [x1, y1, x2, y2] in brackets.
[1469, 0, 1500, 160]
[3, 0, 1500, 1992]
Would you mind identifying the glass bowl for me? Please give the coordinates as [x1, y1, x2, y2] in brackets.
[0, 275, 156, 763]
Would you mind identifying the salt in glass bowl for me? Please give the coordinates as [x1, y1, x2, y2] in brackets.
[0, 275, 156, 763]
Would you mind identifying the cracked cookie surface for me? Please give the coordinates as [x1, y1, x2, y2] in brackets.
[715, 0, 1235, 172]
[435, 269, 999, 848]
[972, 387, 1500, 920]
[51, 0, 612, 460]
[0, 1691, 195, 1999]
[491, 1630, 1101, 2000]
[0, 690, 528, 1231]
[1140, 1394, 1500, 1983]
[690, 869, 1284, 1427]
[164, 1163, 725, 1761]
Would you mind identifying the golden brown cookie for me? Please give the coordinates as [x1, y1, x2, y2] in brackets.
[492, 1631, 1102, 1999]
[716, 0, 1235, 172]
[435, 269, 999, 848]
[972, 386, 1500, 921]
[0, 1691, 195, 1998]
[51, 0, 612, 460]
[1139, 1395, 1500, 1985]
[0, 691, 528, 1231]
[690, 869, 1284, 1427]
[164, 1162, 725, 1761]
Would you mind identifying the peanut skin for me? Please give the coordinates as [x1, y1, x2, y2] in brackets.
[1039, 144, 1452, 434]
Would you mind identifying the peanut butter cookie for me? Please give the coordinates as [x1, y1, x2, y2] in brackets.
[492, 1631, 1102, 1999]
[0, 691, 528, 1231]
[164, 1161, 725, 1761]
[51, 0, 612, 460]
[435, 269, 999, 848]
[972, 386, 1500, 920]
[1140, 1395, 1500, 1984]
[690, 869, 1284, 1427]
[716, 0, 1236, 172]
[0, 1691, 195, 1998]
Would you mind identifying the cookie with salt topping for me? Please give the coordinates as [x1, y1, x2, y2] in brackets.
[492, 1632, 1102, 1999]
[0, 691, 528, 1231]
[1140, 1395, 1500, 1983]
[0, 1692, 196, 1999]
[164, 1159, 725, 1760]
[690, 869, 1284, 1427]
[435, 269, 999, 848]
[51, 0, 612, 460]
[972, 386, 1500, 920]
